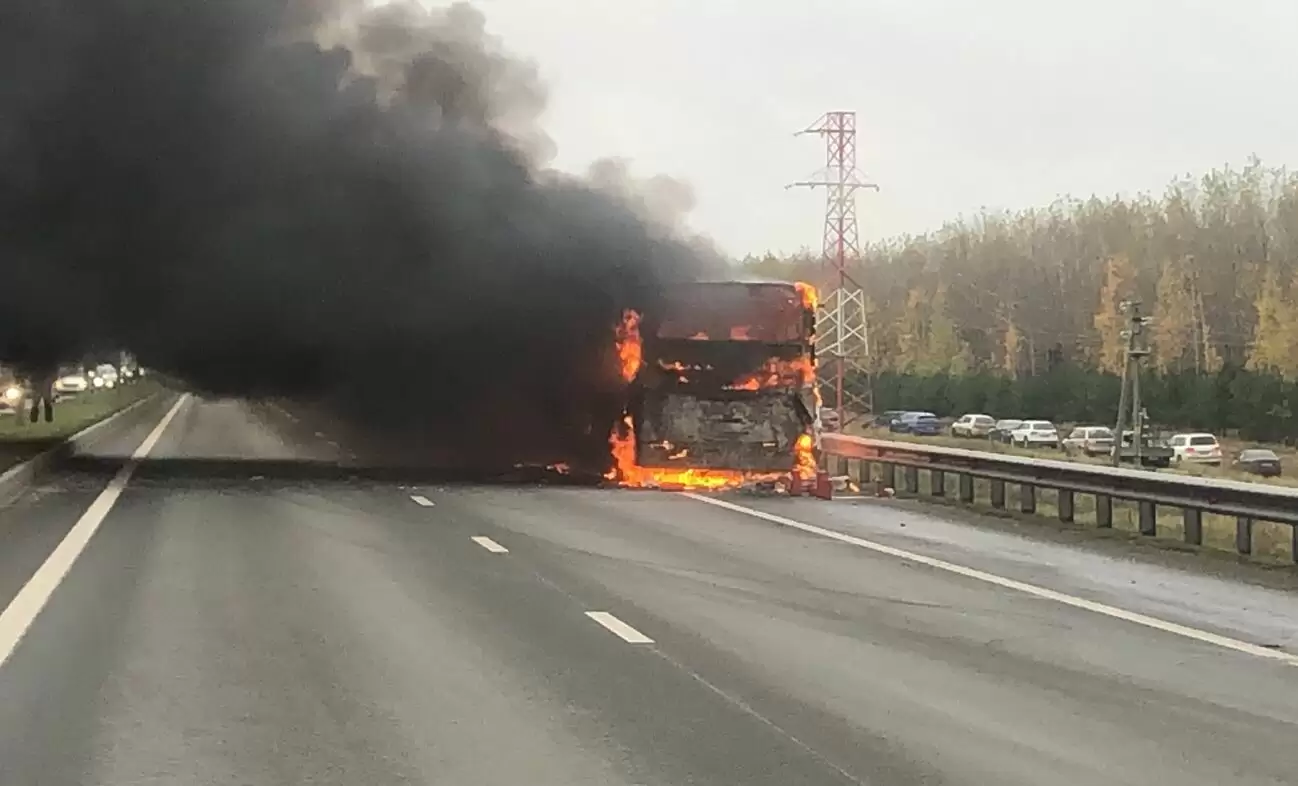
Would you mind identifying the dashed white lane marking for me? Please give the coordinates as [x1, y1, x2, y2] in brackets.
[410, 494, 435, 507]
[585, 611, 654, 644]
[0, 394, 190, 672]
[471, 536, 509, 554]
[684, 493, 1298, 667]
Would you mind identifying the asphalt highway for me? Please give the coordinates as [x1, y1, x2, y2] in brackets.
[0, 393, 1295, 785]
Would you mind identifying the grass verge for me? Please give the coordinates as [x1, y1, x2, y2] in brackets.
[0, 380, 160, 472]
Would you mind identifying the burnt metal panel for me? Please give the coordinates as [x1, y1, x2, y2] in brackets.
[636, 391, 802, 471]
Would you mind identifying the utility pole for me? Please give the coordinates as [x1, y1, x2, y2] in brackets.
[1111, 300, 1153, 467]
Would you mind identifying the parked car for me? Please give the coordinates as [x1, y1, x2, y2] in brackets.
[1061, 426, 1115, 457]
[1010, 420, 1060, 449]
[951, 413, 996, 438]
[989, 419, 1024, 444]
[1233, 448, 1282, 477]
[890, 411, 937, 434]
[1167, 433, 1223, 466]
[907, 414, 943, 436]
[874, 410, 905, 428]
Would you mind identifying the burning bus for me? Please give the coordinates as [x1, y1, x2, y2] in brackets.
[607, 280, 819, 489]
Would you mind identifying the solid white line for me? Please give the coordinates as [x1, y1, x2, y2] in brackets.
[586, 611, 654, 644]
[683, 493, 1298, 667]
[0, 394, 190, 671]
[470, 536, 508, 553]
[410, 494, 435, 507]
[0, 394, 158, 492]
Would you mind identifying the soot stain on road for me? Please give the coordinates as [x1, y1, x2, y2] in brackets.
[0, 1, 721, 472]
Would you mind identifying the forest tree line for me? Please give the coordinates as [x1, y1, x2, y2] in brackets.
[741, 159, 1298, 439]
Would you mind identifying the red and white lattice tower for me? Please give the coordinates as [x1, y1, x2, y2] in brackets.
[787, 111, 878, 423]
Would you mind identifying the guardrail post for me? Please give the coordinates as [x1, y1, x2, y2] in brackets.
[1095, 494, 1113, 528]
[1138, 501, 1156, 537]
[1020, 484, 1036, 514]
[1236, 517, 1252, 555]
[958, 473, 974, 503]
[1182, 508, 1203, 547]
[930, 469, 945, 497]
[847, 458, 861, 487]
[1058, 490, 1074, 523]
[816, 436, 1298, 552]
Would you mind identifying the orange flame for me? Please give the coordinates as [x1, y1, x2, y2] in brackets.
[724, 356, 816, 391]
[795, 281, 818, 312]
[730, 325, 752, 340]
[605, 300, 818, 493]
[616, 310, 642, 382]
[605, 414, 754, 489]
[794, 432, 817, 481]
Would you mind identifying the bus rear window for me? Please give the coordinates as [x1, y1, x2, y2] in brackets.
[656, 284, 806, 342]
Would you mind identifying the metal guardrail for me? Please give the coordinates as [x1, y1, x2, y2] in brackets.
[820, 433, 1298, 563]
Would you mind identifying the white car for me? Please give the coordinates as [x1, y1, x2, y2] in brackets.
[1010, 420, 1060, 448]
[54, 372, 89, 395]
[1167, 433, 1222, 466]
[951, 413, 996, 438]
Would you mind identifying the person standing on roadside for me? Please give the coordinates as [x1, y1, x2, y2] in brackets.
[23, 365, 56, 424]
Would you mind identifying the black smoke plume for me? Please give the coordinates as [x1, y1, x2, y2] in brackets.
[0, 1, 719, 470]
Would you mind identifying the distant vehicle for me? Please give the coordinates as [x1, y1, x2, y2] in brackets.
[908, 415, 943, 436]
[1167, 433, 1223, 466]
[818, 407, 841, 433]
[54, 367, 89, 396]
[1010, 420, 1059, 449]
[989, 419, 1023, 444]
[0, 380, 24, 415]
[890, 411, 937, 434]
[1061, 426, 1115, 457]
[951, 413, 995, 438]
[1233, 448, 1282, 477]
[1112, 428, 1175, 468]
[874, 410, 905, 428]
[90, 364, 119, 390]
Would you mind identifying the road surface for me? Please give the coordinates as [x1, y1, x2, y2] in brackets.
[0, 393, 1295, 785]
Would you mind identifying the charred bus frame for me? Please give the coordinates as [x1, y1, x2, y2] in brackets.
[630, 281, 818, 474]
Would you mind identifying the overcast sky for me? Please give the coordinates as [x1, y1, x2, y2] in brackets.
[469, 0, 1298, 258]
